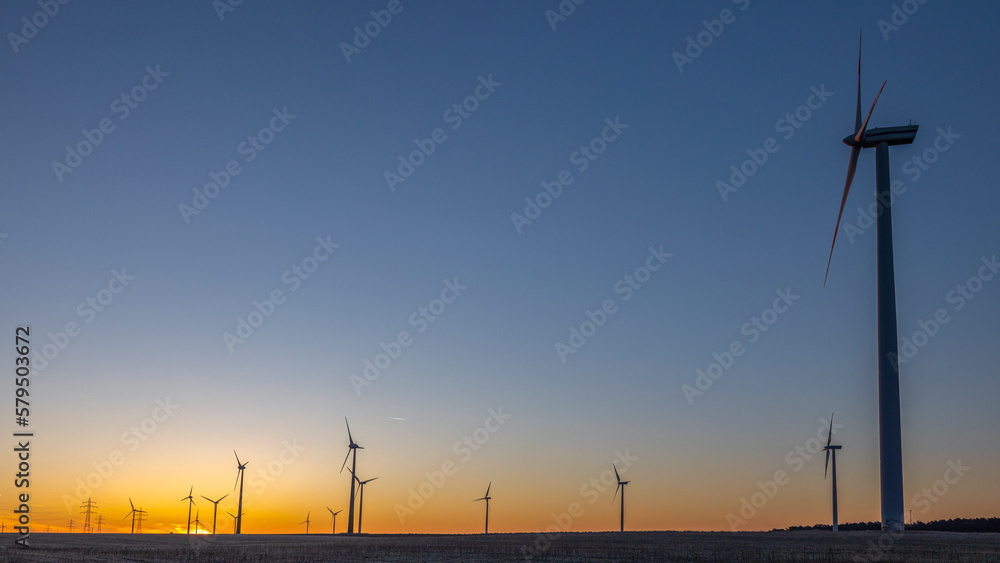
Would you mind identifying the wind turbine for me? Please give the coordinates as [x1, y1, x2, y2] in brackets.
[226, 510, 243, 534]
[326, 507, 342, 534]
[473, 482, 491, 534]
[201, 494, 229, 534]
[192, 510, 204, 535]
[612, 463, 629, 532]
[181, 486, 196, 534]
[300, 511, 311, 534]
[356, 476, 378, 533]
[824, 30, 916, 532]
[234, 450, 249, 534]
[123, 498, 137, 534]
[340, 417, 363, 534]
[823, 413, 843, 532]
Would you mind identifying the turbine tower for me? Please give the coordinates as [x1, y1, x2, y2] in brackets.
[234, 450, 249, 534]
[613, 464, 629, 532]
[825, 31, 915, 532]
[181, 486, 196, 534]
[201, 494, 229, 534]
[326, 507, 342, 534]
[300, 511, 311, 534]
[340, 418, 363, 534]
[823, 413, 843, 532]
[473, 482, 491, 534]
[124, 498, 138, 534]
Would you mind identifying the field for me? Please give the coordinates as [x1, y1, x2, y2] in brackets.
[0, 531, 997, 562]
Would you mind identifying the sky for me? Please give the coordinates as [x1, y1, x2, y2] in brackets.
[1, 0, 999, 536]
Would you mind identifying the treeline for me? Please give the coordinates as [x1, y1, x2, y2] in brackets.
[778, 517, 1000, 533]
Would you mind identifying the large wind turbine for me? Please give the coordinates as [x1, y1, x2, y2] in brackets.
[300, 511, 311, 534]
[234, 450, 249, 534]
[340, 418, 363, 534]
[824, 31, 916, 532]
[823, 413, 843, 532]
[473, 482, 491, 534]
[326, 507, 342, 534]
[123, 498, 137, 534]
[181, 486, 195, 534]
[201, 494, 229, 534]
[356, 476, 378, 533]
[612, 464, 629, 532]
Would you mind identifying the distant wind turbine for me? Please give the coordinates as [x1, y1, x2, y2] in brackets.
[300, 511, 311, 534]
[234, 450, 249, 534]
[823, 413, 844, 532]
[473, 482, 491, 534]
[356, 476, 378, 533]
[226, 510, 243, 534]
[326, 507, 342, 534]
[612, 464, 629, 532]
[123, 498, 138, 534]
[201, 494, 229, 534]
[181, 486, 196, 534]
[340, 418, 364, 534]
[824, 30, 915, 532]
[192, 510, 204, 535]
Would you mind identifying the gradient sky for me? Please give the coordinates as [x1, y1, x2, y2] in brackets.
[2, 1, 998, 535]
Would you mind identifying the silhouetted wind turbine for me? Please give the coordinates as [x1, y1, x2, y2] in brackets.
[326, 507, 342, 534]
[824, 30, 915, 532]
[226, 510, 242, 534]
[340, 418, 363, 534]
[356, 475, 378, 533]
[234, 450, 249, 534]
[181, 486, 196, 534]
[123, 498, 137, 534]
[300, 511, 311, 534]
[823, 413, 843, 532]
[192, 510, 204, 535]
[473, 482, 491, 534]
[612, 464, 629, 532]
[201, 494, 229, 534]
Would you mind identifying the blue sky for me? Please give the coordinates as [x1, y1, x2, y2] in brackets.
[2, 0, 998, 533]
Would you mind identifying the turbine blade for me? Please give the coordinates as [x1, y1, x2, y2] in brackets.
[824, 145, 861, 286]
[234, 450, 241, 465]
[485, 482, 491, 497]
[612, 483, 620, 505]
[855, 81, 886, 143]
[855, 30, 862, 133]
[827, 413, 835, 448]
[825, 449, 831, 479]
[614, 463, 621, 483]
[130, 498, 135, 510]
[340, 449, 351, 473]
[345, 417, 354, 445]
